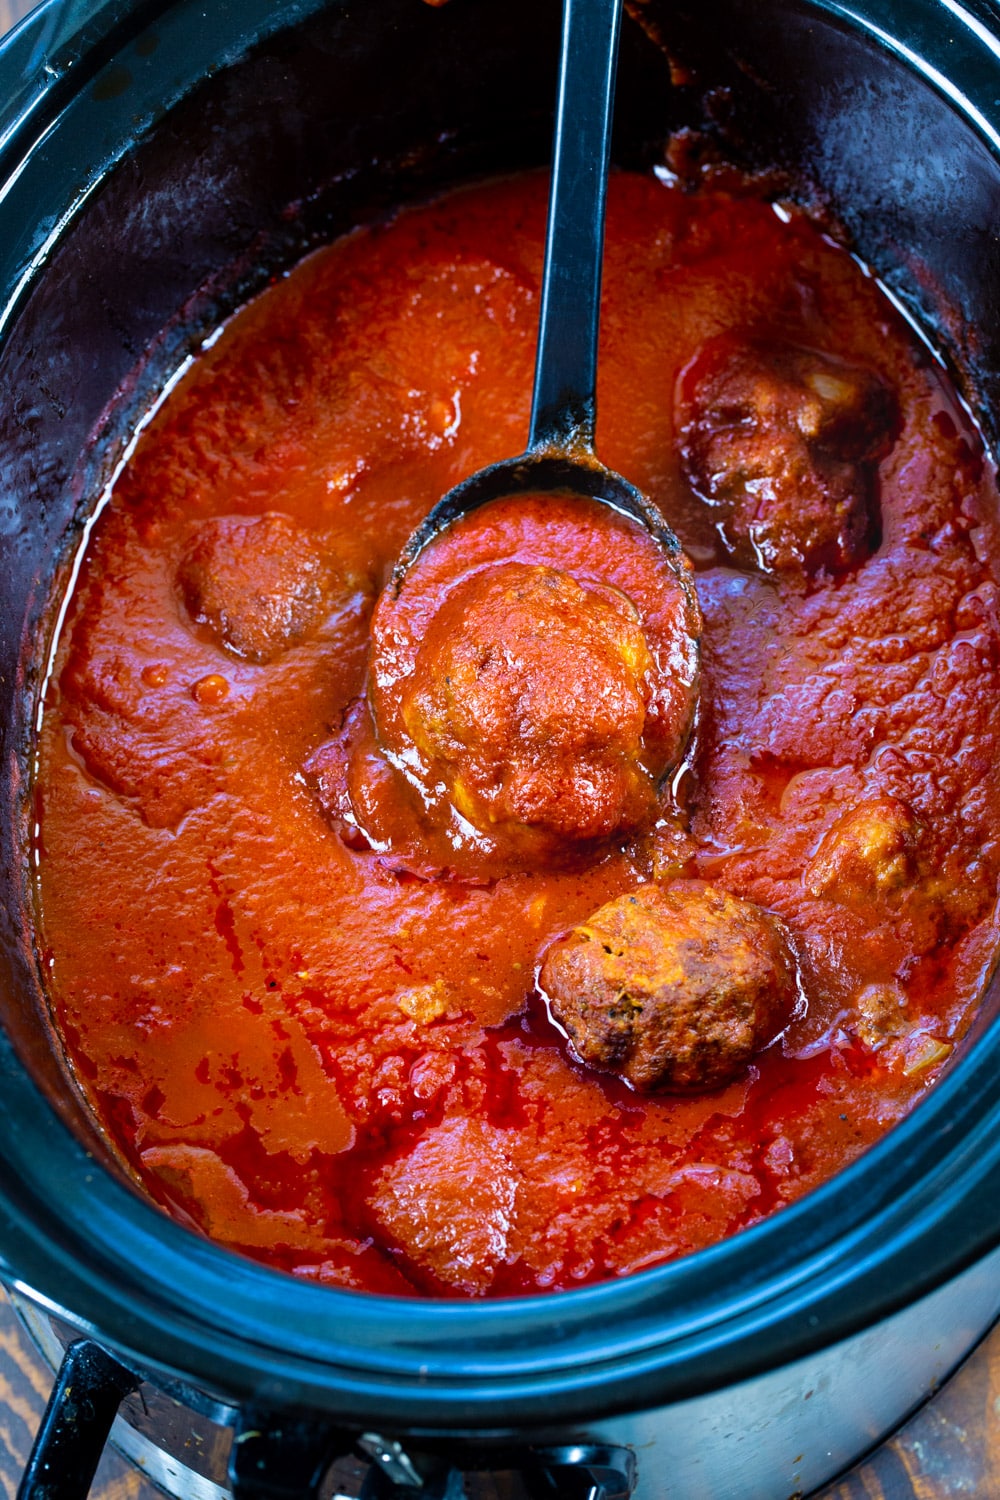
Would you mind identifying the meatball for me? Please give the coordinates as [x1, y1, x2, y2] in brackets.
[398, 561, 676, 848]
[540, 880, 798, 1092]
[851, 982, 909, 1052]
[178, 512, 339, 663]
[676, 335, 898, 574]
[805, 796, 921, 910]
[367, 1118, 517, 1295]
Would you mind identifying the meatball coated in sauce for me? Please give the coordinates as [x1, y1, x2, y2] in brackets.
[365, 493, 702, 871]
[400, 562, 661, 846]
[676, 336, 898, 575]
[540, 880, 799, 1092]
[805, 796, 922, 910]
[178, 512, 341, 663]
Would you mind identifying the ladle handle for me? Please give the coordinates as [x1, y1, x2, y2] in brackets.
[528, 0, 623, 456]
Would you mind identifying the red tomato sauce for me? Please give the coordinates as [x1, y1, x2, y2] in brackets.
[32, 170, 1000, 1297]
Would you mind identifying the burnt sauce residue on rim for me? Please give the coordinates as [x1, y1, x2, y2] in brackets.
[30, 167, 1000, 1299]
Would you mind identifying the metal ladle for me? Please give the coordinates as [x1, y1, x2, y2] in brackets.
[391, 0, 690, 590]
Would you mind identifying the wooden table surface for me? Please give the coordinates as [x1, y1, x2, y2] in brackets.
[0, 0, 998, 1496]
[0, 0, 28, 40]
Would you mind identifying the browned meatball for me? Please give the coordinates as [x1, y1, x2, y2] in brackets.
[851, 982, 909, 1052]
[539, 880, 798, 1092]
[804, 796, 921, 910]
[676, 335, 898, 575]
[399, 562, 680, 849]
[178, 512, 339, 663]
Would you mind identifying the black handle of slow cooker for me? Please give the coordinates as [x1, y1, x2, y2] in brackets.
[16, 1338, 138, 1500]
[19, 1341, 637, 1499]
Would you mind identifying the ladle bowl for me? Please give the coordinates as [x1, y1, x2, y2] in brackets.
[391, 449, 691, 592]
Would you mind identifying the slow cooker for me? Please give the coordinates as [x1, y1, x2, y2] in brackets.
[0, 0, 999, 1495]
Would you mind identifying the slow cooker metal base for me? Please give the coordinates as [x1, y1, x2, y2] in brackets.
[10, 1251, 1000, 1500]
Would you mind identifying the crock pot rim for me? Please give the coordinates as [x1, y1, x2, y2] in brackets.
[0, 0, 999, 1429]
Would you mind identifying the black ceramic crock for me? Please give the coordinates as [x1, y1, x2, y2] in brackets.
[0, 1, 999, 1496]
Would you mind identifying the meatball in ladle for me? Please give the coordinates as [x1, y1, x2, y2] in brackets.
[364, 0, 701, 858]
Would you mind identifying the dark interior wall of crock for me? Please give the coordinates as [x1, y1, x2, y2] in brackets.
[2, 0, 1000, 1145]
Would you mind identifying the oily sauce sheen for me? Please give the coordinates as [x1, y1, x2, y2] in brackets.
[33, 172, 1000, 1297]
